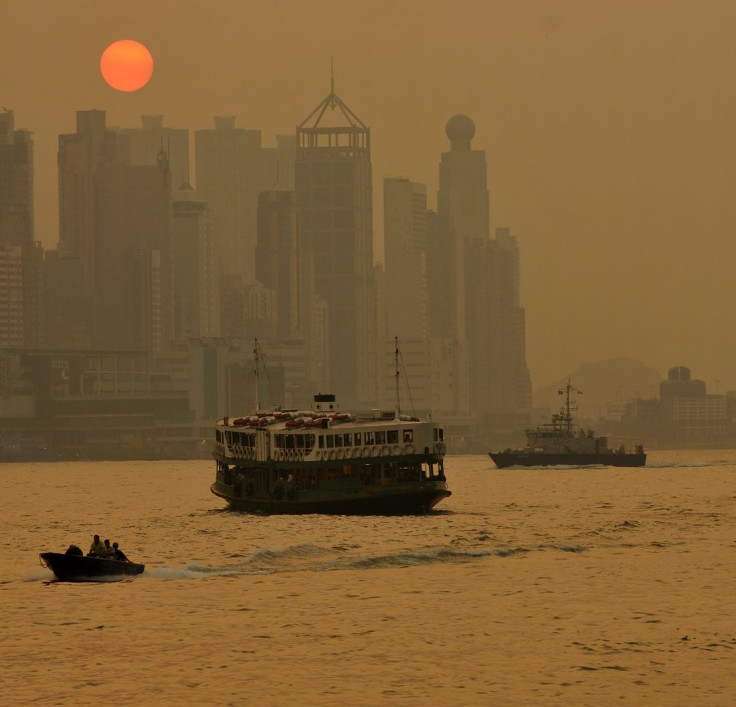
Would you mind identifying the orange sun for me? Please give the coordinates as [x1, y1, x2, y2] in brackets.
[100, 40, 153, 92]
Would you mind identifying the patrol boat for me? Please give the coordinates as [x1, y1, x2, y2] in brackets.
[489, 380, 646, 468]
[211, 343, 451, 514]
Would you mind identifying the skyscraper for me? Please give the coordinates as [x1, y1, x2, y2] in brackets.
[119, 115, 190, 189]
[56, 110, 174, 351]
[172, 184, 220, 342]
[0, 109, 41, 347]
[93, 158, 173, 351]
[0, 245, 23, 347]
[436, 114, 530, 432]
[194, 117, 264, 284]
[383, 178, 428, 340]
[295, 79, 375, 405]
[0, 109, 33, 248]
[437, 114, 490, 341]
[58, 110, 128, 298]
[255, 189, 299, 339]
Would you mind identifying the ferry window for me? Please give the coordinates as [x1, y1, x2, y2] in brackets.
[326, 435, 334, 448]
[375, 431, 386, 445]
[433, 429, 438, 441]
[343, 433, 352, 446]
[365, 431, 375, 445]
[297, 434, 305, 448]
[334, 434, 343, 447]
[216, 430, 222, 442]
[403, 429, 413, 443]
[354, 432, 362, 445]
[287, 435, 294, 449]
[308, 434, 315, 450]
[439, 428, 444, 441]
[319, 435, 324, 449]
[387, 430, 399, 444]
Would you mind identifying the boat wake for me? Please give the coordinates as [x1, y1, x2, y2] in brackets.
[645, 460, 736, 468]
[139, 541, 579, 580]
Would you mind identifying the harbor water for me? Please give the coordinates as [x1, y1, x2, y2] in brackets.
[1, 451, 734, 705]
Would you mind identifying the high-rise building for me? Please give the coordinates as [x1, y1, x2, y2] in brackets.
[57, 110, 175, 352]
[58, 110, 128, 298]
[0, 109, 33, 248]
[255, 189, 299, 339]
[194, 117, 264, 284]
[0, 245, 23, 347]
[383, 178, 428, 340]
[467, 227, 531, 419]
[93, 158, 174, 351]
[172, 184, 220, 343]
[119, 115, 190, 189]
[437, 114, 490, 340]
[0, 110, 43, 348]
[435, 114, 530, 432]
[295, 79, 376, 405]
[43, 243, 91, 348]
[261, 134, 297, 191]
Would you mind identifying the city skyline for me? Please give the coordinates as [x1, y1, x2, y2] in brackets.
[3, 1, 736, 392]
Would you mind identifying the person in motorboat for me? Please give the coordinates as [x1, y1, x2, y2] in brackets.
[88, 534, 105, 556]
[112, 542, 129, 562]
[101, 539, 114, 558]
[65, 544, 83, 556]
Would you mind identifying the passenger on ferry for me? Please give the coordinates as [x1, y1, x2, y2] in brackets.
[88, 534, 105, 557]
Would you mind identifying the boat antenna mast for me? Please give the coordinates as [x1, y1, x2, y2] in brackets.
[561, 379, 582, 434]
[394, 336, 401, 418]
[253, 338, 261, 413]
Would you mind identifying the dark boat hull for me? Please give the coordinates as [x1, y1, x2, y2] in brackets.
[489, 452, 647, 468]
[211, 482, 451, 515]
[40, 552, 145, 582]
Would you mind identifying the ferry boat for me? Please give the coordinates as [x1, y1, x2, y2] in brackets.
[211, 343, 451, 514]
[489, 380, 646, 468]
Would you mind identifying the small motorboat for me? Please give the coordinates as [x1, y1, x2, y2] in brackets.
[39, 551, 145, 582]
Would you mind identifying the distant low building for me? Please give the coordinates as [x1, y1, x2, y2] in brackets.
[620, 365, 732, 446]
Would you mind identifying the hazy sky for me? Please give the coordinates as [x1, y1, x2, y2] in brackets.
[4, 0, 736, 391]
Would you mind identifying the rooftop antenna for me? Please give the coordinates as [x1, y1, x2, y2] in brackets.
[330, 56, 335, 96]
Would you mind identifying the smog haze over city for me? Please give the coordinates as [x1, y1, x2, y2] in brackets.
[3, 0, 736, 393]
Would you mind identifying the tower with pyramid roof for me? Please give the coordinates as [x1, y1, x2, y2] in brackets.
[295, 72, 376, 405]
